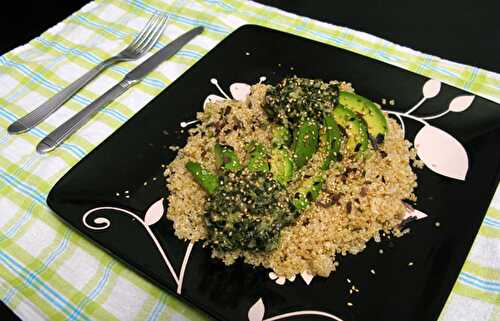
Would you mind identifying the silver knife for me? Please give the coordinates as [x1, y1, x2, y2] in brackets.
[36, 26, 204, 154]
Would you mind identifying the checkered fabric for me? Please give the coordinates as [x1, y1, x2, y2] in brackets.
[0, 1, 498, 320]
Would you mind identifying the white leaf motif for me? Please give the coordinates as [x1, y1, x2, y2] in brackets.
[415, 126, 468, 180]
[248, 298, 265, 321]
[449, 95, 475, 112]
[230, 83, 251, 101]
[403, 203, 428, 220]
[300, 271, 314, 285]
[422, 79, 441, 98]
[276, 277, 286, 285]
[144, 198, 164, 226]
[203, 94, 225, 110]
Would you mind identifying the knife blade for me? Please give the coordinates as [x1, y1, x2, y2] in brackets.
[36, 26, 204, 154]
[126, 26, 203, 81]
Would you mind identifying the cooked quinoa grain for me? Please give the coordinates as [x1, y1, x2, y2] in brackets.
[165, 79, 418, 278]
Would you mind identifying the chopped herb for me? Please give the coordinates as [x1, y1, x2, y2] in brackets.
[264, 76, 339, 131]
[205, 170, 298, 252]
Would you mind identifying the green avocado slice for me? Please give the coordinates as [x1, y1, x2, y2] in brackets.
[270, 148, 294, 185]
[339, 91, 388, 145]
[292, 120, 319, 169]
[321, 113, 342, 170]
[332, 104, 369, 153]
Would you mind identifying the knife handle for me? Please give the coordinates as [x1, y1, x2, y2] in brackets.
[8, 58, 117, 134]
[36, 78, 136, 154]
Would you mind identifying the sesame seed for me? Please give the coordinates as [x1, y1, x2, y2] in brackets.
[370, 269, 376, 275]
[124, 190, 129, 194]
[408, 262, 414, 266]
[144, 182, 148, 186]
[347, 278, 351, 283]
[347, 302, 353, 307]
[125, 195, 130, 199]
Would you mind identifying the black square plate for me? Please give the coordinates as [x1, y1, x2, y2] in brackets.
[47, 25, 500, 321]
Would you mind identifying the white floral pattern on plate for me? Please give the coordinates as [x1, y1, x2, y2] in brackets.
[248, 298, 344, 321]
[82, 199, 194, 295]
[383, 79, 474, 181]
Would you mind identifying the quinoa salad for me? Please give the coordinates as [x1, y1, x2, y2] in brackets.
[164, 76, 419, 278]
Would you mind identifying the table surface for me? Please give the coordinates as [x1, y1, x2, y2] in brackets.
[0, 1, 498, 320]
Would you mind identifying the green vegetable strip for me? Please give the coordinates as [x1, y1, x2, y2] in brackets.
[292, 174, 325, 210]
[270, 148, 294, 185]
[214, 144, 241, 171]
[332, 105, 369, 153]
[272, 125, 291, 148]
[247, 143, 269, 172]
[292, 120, 319, 169]
[321, 113, 342, 170]
[292, 115, 341, 209]
[185, 161, 218, 194]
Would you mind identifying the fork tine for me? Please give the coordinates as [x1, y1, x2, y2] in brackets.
[136, 14, 169, 56]
[128, 13, 161, 51]
[131, 14, 164, 55]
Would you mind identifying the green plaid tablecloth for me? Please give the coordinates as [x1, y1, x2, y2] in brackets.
[0, 0, 498, 320]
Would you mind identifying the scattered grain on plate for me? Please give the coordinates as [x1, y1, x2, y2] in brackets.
[347, 302, 353, 307]
[115, 192, 120, 196]
[165, 81, 419, 278]
[408, 262, 414, 266]
[347, 278, 352, 283]
[349, 289, 353, 294]
[379, 249, 384, 254]
[153, 177, 157, 181]
[169, 145, 180, 151]
[144, 182, 148, 186]
[435, 221, 441, 227]
[382, 98, 387, 105]
[245, 52, 250, 56]
[125, 195, 130, 199]
[389, 99, 395, 105]
[124, 190, 129, 194]
[370, 269, 376, 275]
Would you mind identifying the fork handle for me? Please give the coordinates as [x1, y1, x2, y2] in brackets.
[36, 78, 135, 154]
[8, 57, 117, 134]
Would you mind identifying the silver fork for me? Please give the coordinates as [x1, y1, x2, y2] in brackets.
[7, 12, 169, 134]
